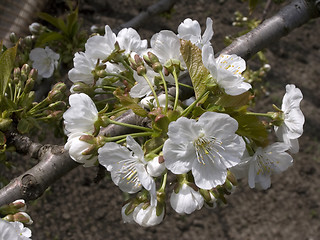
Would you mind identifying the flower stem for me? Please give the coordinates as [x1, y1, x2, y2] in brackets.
[172, 68, 179, 110]
[245, 112, 273, 118]
[178, 82, 194, 89]
[110, 131, 153, 143]
[159, 172, 168, 192]
[158, 70, 168, 113]
[142, 73, 160, 108]
[181, 91, 209, 117]
[107, 118, 153, 132]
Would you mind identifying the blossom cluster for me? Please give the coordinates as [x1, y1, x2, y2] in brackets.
[62, 17, 304, 227]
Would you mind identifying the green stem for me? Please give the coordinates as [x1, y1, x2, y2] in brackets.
[159, 172, 168, 192]
[172, 69, 179, 110]
[107, 131, 153, 142]
[107, 118, 153, 132]
[120, 59, 133, 74]
[158, 70, 168, 113]
[178, 82, 194, 89]
[104, 72, 133, 84]
[181, 91, 209, 117]
[245, 112, 273, 118]
[142, 73, 160, 108]
[104, 107, 127, 117]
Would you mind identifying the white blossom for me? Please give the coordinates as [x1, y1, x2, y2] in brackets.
[63, 93, 98, 135]
[274, 84, 304, 153]
[121, 203, 135, 224]
[178, 17, 214, 48]
[29, 46, 59, 78]
[85, 25, 116, 61]
[129, 69, 158, 98]
[146, 156, 166, 177]
[202, 44, 251, 96]
[117, 28, 148, 55]
[240, 142, 293, 190]
[163, 111, 245, 189]
[132, 203, 164, 227]
[64, 132, 97, 167]
[0, 219, 32, 240]
[149, 30, 185, 68]
[68, 52, 97, 85]
[98, 136, 156, 204]
[170, 183, 204, 214]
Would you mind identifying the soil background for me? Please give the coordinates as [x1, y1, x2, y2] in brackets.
[2, 0, 320, 239]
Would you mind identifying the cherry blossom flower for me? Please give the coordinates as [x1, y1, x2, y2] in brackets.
[0, 219, 32, 240]
[178, 17, 214, 48]
[237, 142, 293, 190]
[274, 84, 304, 153]
[116, 28, 148, 55]
[63, 93, 98, 135]
[163, 111, 245, 189]
[98, 136, 156, 204]
[64, 132, 97, 167]
[132, 202, 164, 227]
[149, 30, 185, 68]
[170, 183, 204, 214]
[129, 69, 158, 98]
[29, 46, 59, 78]
[146, 156, 166, 177]
[202, 44, 251, 96]
[85, 25, 116, 61]
[68, 52, 97, 85]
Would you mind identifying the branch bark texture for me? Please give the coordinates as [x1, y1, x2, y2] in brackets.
[221, 0, 320, 59]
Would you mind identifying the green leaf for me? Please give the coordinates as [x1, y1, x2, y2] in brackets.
[233, 114, 269, 147]
[66, 8, 79, 37]
[36, 32, 64, 47]
[0, 44, 17, 96]
[113, 88, 147, 117]
[215, 91, 252, 108]
[180, 40, 210, 99]
[38, 12, 67, 34]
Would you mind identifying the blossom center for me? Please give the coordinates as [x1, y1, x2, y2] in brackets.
[118, 157, 141, 187]
[256, 153, 279, 175]
[193, 134, 224, 165]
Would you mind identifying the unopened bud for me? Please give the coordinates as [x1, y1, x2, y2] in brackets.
[24, 36, 33, 48]
[9, 32, 17, 43]
[29, 22, 42, 35]
[13, 212, 33, 225]
[79, 135, 95, 144]
[152, 62, 162, 72]
[28, 68, 38, 81]
[0, 118, 13, 131]
[71, 82, 95, 96]
[23, 78, 35, 93]
[143, 52, 160, 67]
[48, 110, 63, 119]
[137, 65, 146, 76]
[13, 67, 21, 84]
[3, 214, 14, 222]
[11, 199, 26, 211]
[48, 82, 66, 102]
[21, 64, 31, 82]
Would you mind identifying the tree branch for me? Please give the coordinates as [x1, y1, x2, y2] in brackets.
[113, 0, 178, 33]
[221, 0, 320, 60]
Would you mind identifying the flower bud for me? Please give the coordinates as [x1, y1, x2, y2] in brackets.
[29, 22, 42, 35]
[48, 82, 66, 102]
[23, 78, 35, 94]
[0, 118, 13, 131]
[48, 101, 66, 111]
[13, 212, 33, 225]
[21, 64, 31, 82]
[143, 52, 160, 67]
[9, 32, 17, 43]
[11, 199, 26, 212]
[71, 82, 95, 96]
[13, 67, 21, 84]
[137, 65, 146, 76]
[146, 156, 166, 177]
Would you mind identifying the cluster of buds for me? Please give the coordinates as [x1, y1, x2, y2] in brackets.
[0, 200, 33, 225]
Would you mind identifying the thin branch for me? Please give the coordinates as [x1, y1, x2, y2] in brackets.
[221, 0, 320, 60]
[113, 0, 178, 33]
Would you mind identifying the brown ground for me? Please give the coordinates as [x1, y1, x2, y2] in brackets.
[4, 0, 320, 239]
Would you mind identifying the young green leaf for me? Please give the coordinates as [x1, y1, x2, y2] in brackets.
[180, 40, 210, 99]
[0, 44, 17, 96]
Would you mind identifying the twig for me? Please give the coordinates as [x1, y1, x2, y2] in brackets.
[113, 0, 178, 33]
[221, 0, 320, 60]
[262, 0, 273, 21]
